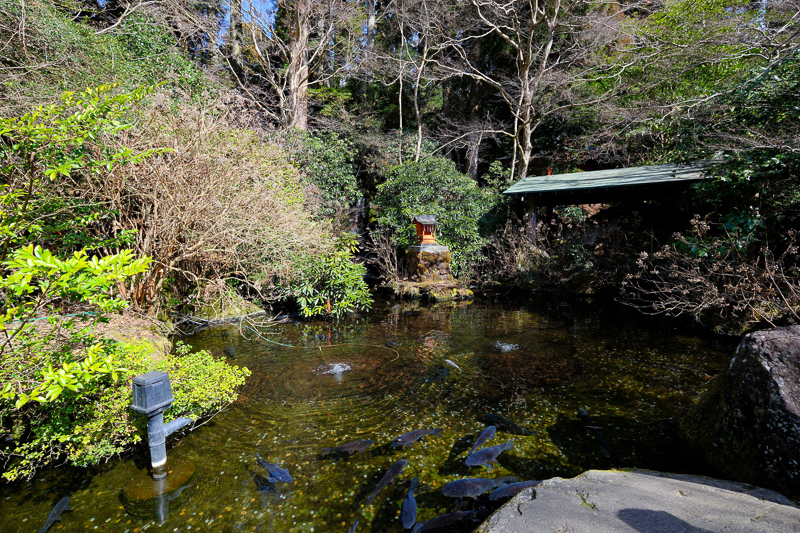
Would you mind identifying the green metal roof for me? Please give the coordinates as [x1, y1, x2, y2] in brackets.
[503, 162, 709, 196]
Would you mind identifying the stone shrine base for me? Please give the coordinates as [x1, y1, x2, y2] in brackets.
[382, 244, 472, 302]
[406, 245, 453, 283]
[383, 281, 473, 302]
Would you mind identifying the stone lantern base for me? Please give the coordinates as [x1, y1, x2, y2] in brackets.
[406, 244, 453, 283]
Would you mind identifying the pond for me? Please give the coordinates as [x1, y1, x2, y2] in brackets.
[0, 296, 734, 533]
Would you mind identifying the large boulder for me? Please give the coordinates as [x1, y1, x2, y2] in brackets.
[683, 325, 800, 495]
[478, 469, 800, 533]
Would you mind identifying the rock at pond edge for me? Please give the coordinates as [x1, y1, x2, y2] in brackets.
[682, 324, 800, 497]
[476, 469, 800, 533]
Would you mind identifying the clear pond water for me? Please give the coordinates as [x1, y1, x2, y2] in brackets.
[0, 297, 734, 532]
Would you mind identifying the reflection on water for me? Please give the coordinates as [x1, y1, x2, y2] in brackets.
[121, 456, 196, 523]
[0, 297, 733, 532]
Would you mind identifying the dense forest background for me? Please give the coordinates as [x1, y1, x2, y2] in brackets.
[0, 0, 798, 478]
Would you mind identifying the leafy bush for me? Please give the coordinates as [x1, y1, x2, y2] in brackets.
[0, 83, 164, 258]
[623, 215, 800, 334]
[280, 130, 360, 217]
[0, 2, 213, 114]
[0, 243, 150, 480]
[283, 235, 372, 318]
[0, 246, 150, 407]
[1, 340, 250, 480]
[165, 343, 250, 416]
[0, 82, 249, 481]
[374, 156, 495, 276]
[101, 98, 334, 309]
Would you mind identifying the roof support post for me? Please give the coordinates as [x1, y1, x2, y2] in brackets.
[526, 196, 537, 244]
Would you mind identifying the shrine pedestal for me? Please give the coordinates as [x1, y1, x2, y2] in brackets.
[406, 244, 453, 283]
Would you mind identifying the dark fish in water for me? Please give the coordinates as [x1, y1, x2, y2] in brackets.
[444, 359, 462, 372]
[255, 453, 293, 483]
[480, 414, 537, 436]
[39, 496, 72, 533]
[224, 346, 235, 358]
[391, 428, 443, 448]
[465, 440, 514, 467]
[467, 426, 496, 456]
[411, 511, 473, 532]
[401, 476, 418, 529]
[366, 459, 407, 504]
[577, 408, 612, 459]
[385, 340, 399, 347]
[322, 439, 374, 456]
[489, 480, 542, 501]
[346, 519, 359, 533]
[441, 476, 517, 499]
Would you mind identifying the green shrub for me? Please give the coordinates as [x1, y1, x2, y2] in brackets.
[1, 341, 250, 480]
[283, 235, 372, 318]
[0, 83, 249, 481]
[375, 156, 495, 276]
[165, 342, 250, 417]
[280, 130, 359, 217]
[0, 2, 214, 114]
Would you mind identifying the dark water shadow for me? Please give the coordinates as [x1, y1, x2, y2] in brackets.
[617, 509, 716, 533]
[403, 507, 493, 532]
[368, 482, 409, 532]
[545, 413, 709, 475]
[493, 452, 569, 483]
[351, 470, 384, 510]
[437, 435, 476, 477]
[368, 442, 403, 457]
[245, 467, 274, 492]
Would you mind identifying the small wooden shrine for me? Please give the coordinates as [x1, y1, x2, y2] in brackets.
[412, 215, 438, 244]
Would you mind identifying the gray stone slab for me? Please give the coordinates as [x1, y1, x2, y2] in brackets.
[479, 470, 800, 533]
[407, 244, 450, 253]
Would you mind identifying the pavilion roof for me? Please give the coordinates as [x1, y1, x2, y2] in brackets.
[503, 162, 712, 199]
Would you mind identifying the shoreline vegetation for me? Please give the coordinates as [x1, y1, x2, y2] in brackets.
[1, 0, 798, 489]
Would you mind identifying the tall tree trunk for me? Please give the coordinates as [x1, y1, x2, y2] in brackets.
[319, 16, 332, 88]
[398, 1, 405, 164]
[516, 21, 556, 180]
[466, 77, 482, 179]
[515, 58, 538, 179]
[441, 79, 456, 161]
[229, 0, 243, 78]
[413, 38, 428, 162]
[366, 0, 376, 50]
[287, 1, 310, 130]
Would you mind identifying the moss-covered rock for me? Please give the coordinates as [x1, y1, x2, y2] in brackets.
[406, 248, 454, 283]
[383, 281, 474, 303]
[682, 325, 800, 496]
[195, 292, 263, 321]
